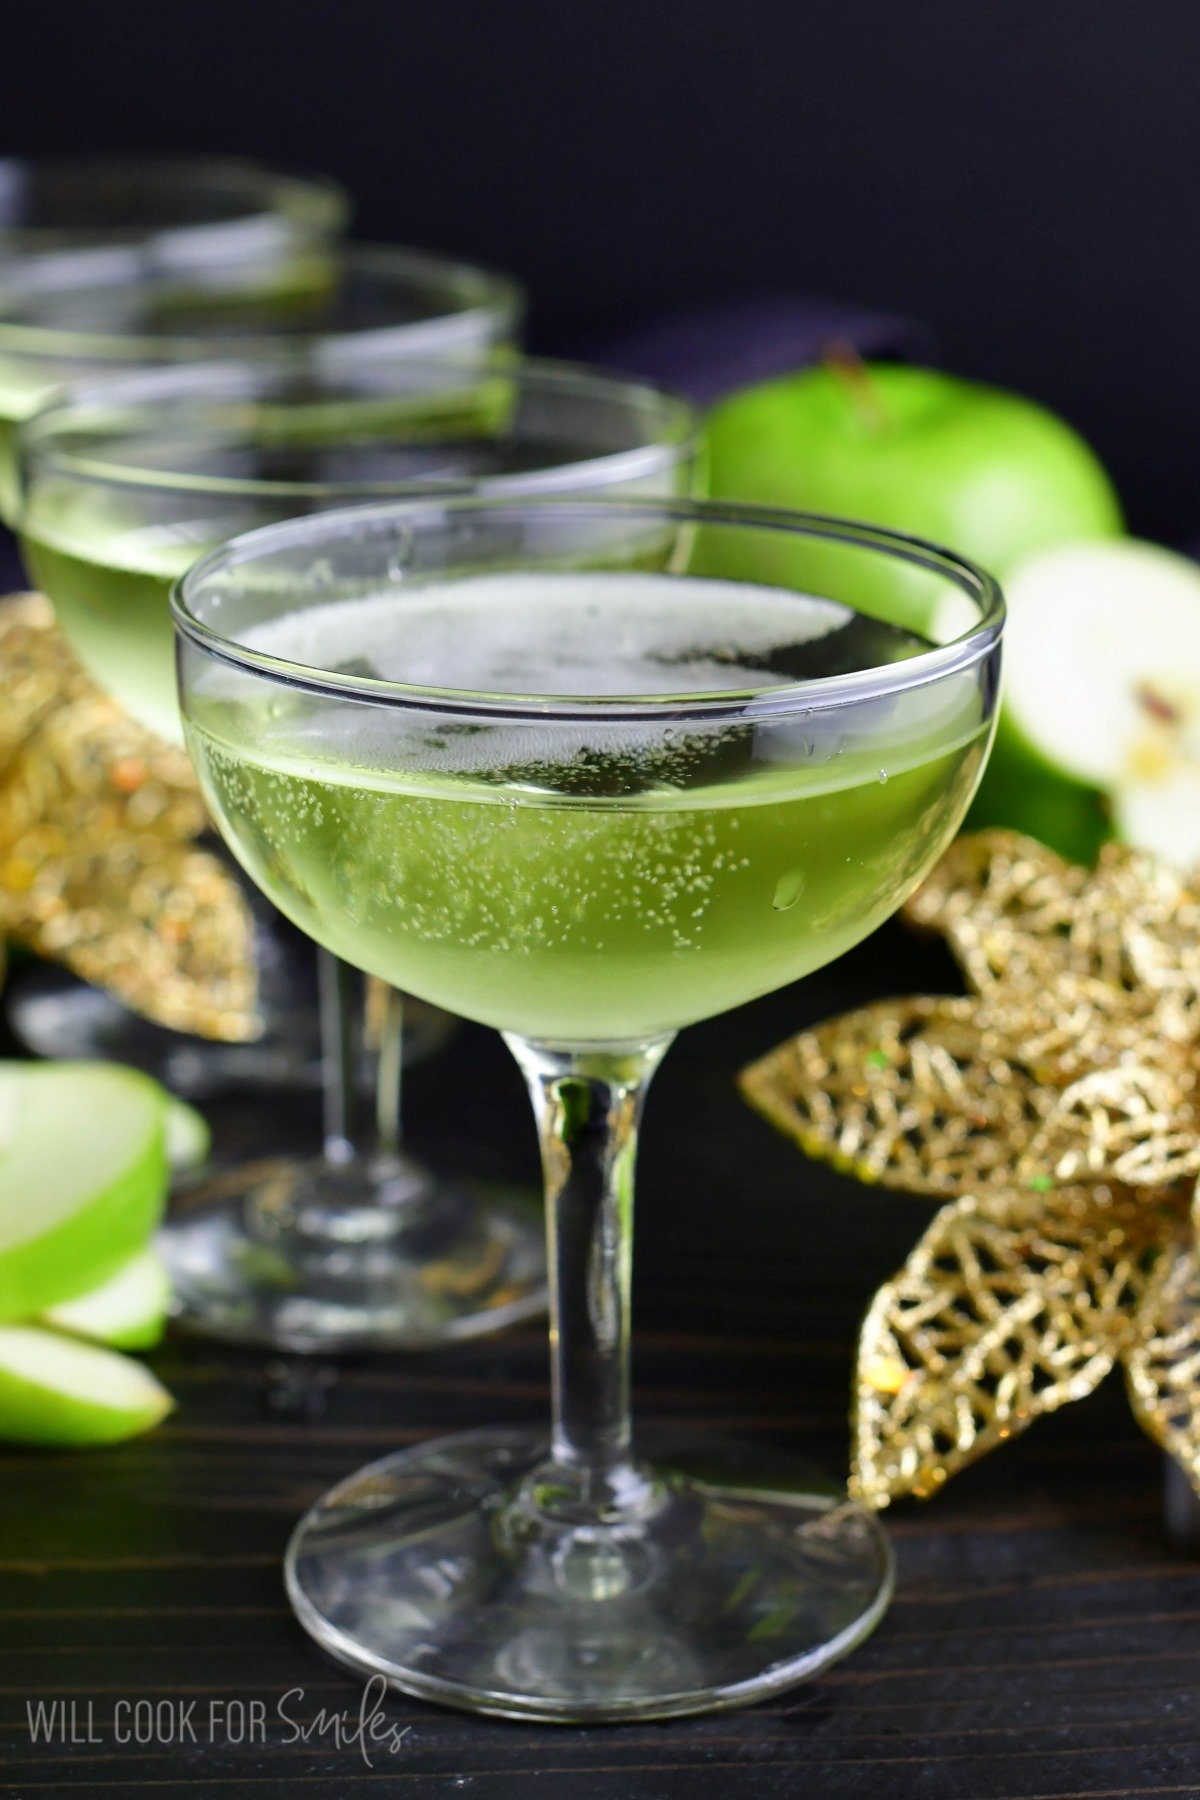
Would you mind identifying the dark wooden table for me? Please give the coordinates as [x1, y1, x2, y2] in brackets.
[2, 920, 1195, 1800]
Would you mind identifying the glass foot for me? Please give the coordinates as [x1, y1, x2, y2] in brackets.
[285, 1426, 893, 1721]
[6, 962, 453, 1098]
[160, 1159, 546, 1351]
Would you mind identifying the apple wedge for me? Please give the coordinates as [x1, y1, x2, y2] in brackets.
[1001, 540, 1200, 867]
[0, 1325, 172, 1446]
[0, 1061, 168, 1318]
[42, 1248, 170, 1350]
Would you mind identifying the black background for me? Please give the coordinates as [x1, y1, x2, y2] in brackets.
[5, 1, 1200, 543]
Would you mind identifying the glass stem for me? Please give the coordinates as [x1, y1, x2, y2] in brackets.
[505, 1034, 673, 1512]
[317, 947, 357, 1167]
[373, 984, 405, 1159]
[318, 953, 408, 1168]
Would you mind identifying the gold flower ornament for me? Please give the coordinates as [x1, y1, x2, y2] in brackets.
[0, 592, 257, 1041]
[741, 829, 1200, 1508]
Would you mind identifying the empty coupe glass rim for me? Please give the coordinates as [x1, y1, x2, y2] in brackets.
[0, 241, 525, 363]
[0, 155, 349, 252]
[171, 493, 1005, 721]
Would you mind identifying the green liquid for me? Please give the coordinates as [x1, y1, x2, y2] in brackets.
[185, 574, 989, 1042]
[22, 524, 192, 741]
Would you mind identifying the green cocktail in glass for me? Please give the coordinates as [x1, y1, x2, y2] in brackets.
[20, 358, 689, 745]
[19, 357, 698, 1351]
[175, 494, 1003, 1721]
[188, 571, 985, 1041]
[5, 250, 524, 1101]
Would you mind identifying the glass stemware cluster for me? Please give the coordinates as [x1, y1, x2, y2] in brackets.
[2, 155, 1004, 1719]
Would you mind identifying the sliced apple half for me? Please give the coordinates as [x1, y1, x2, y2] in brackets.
[42, 1248, 170, 1350]
[1001, 539, 1200, 866]
[0, 1325, 172, 1446]
[1003, 539, 1200, 786]
[0, 1062, 168, 1318]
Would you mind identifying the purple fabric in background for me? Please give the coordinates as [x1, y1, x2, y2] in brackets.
[570, 297, 935, 407]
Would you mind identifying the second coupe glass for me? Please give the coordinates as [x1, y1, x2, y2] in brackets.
[19, 356, 699, 1348]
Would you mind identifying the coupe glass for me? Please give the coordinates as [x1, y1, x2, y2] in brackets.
[18, 356, 699, 1349]
[0, 156, 347, 268]
[174, 493, 1003, 1720]
[1, 243, 523, 1103]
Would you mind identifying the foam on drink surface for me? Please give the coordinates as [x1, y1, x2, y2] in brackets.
[222, 571, 935, 789]
[240, 572, 865, 696]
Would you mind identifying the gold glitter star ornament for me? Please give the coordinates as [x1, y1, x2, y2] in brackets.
[740, 829, 1200, 1508]
[0, 593, 258, 1041]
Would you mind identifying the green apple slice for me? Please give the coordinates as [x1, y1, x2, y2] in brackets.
[164, 1098, 211, 1172]
[42, 1248, 170, 1350]
[1003, 540, 1200, 787]
[0, 1062, 168, 1318]
[0, 1325, 172, 1446]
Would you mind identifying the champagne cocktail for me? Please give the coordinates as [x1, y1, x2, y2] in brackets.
[20, 357, 690, 744]
[20, 357, 698, 1350]
[188, 573, 980, 1040]
[175, 494, 1003, 1720]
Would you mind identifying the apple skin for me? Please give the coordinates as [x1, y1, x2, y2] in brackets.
[0, 1064, 168, 1319]
[706, 363, 1123, 575]
[42, 1248, 170, 1351]
[0, 1326, 172, 1447]
[705, 364, 1124, 861]
[0, 1147, 164, 1318]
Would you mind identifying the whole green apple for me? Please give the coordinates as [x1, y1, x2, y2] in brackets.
[704, 362, 1124, 859]
[705, 362, 1122, 573]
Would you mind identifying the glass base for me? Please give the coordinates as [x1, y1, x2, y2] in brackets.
[160, 1158, 546, 1351]
[6, 962, 453, 1099]
[285, 1426, 893, 1721]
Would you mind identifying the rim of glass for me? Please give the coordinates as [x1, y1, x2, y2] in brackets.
[18, 354, 698, 502]
[172, 494, 1004, 722]
[0, 242, 525, 364]
[0, 156, 349, 253]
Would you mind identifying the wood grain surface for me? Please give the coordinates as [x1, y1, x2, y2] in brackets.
[1, 921, 1193, 1800]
